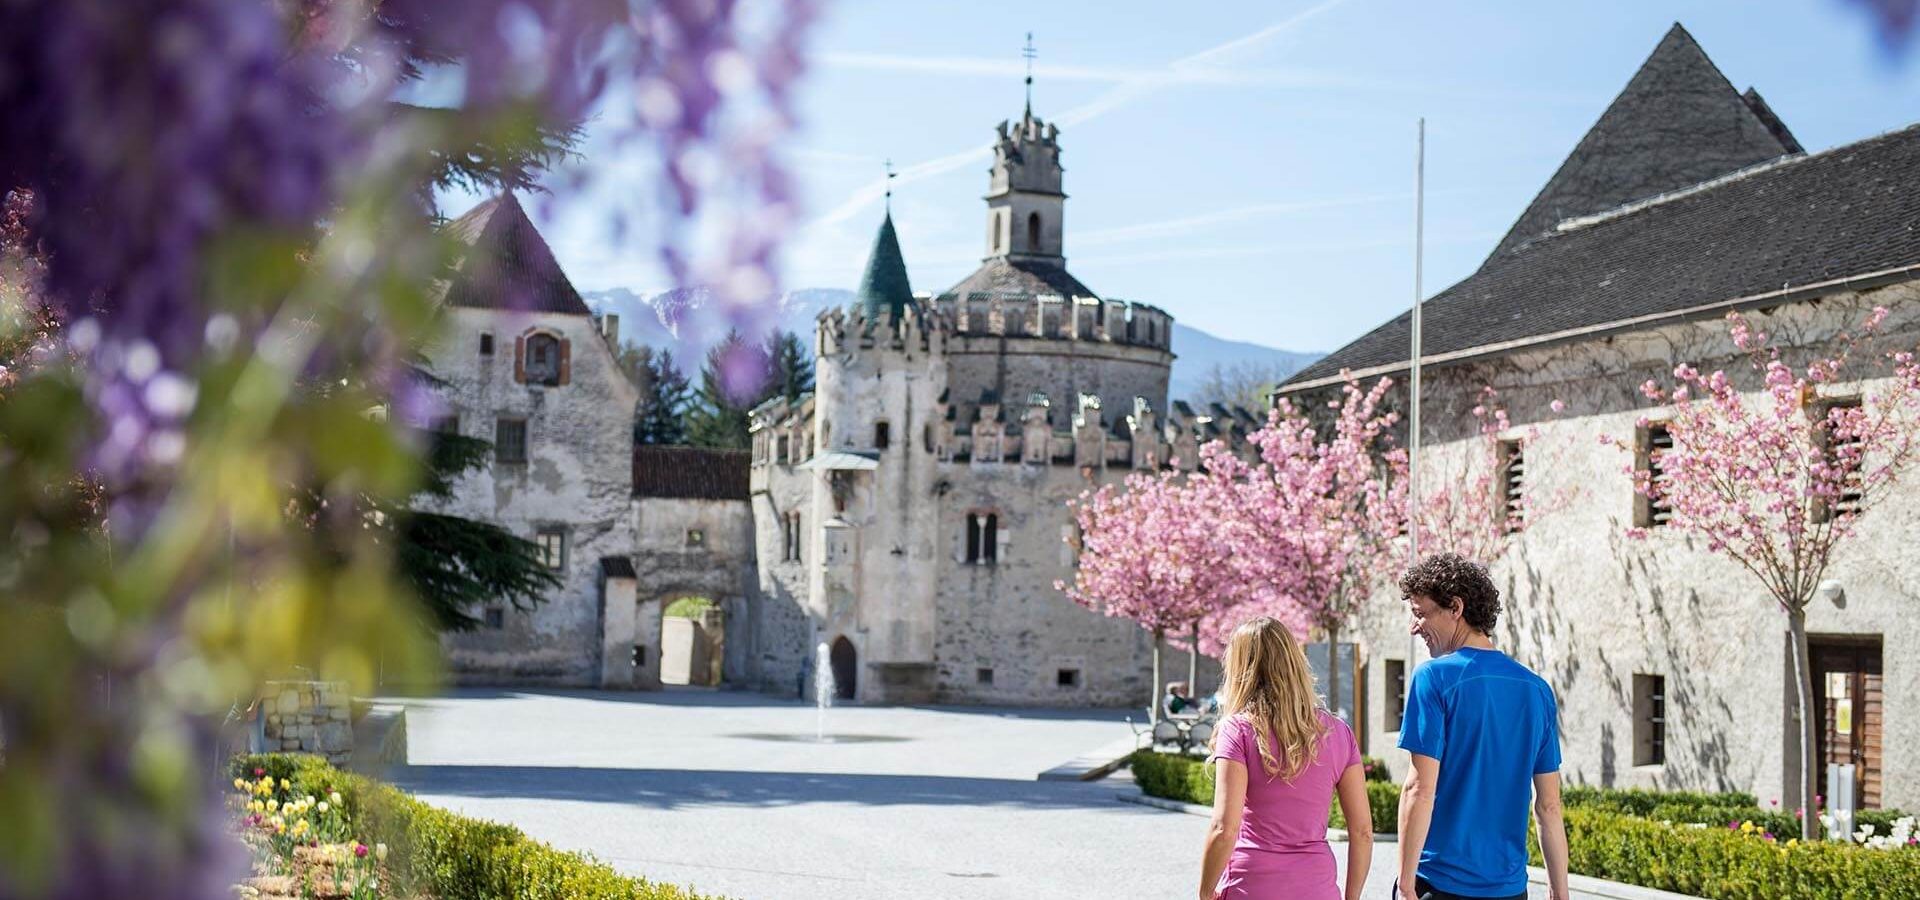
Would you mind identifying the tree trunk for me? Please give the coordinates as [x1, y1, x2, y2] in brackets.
[1326, 623, 1341, 723]
[1151, 627, 1165, 726]
[1189, 621, 1201, 701]
[1789, 609, 1820, 841]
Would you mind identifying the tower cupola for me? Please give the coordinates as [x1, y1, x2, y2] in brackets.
[985, 109, 1066, 263]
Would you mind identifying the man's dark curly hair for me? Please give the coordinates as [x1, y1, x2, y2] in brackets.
[1398, 552, 1501, 635]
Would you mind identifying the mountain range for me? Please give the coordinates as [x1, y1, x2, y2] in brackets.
[580, 287, 1321, 406]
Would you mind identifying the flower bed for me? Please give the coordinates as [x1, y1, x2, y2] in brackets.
[229, 754, 719, 900]
[1530, 807, 1920, 900]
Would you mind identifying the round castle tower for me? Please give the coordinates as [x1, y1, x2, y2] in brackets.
[936, 107, 1174, 445]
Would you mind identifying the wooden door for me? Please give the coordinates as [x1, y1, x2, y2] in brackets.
[1811, 637, 1884, 809]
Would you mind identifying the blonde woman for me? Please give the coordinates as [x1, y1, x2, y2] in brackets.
[1198, 617, 1372, 900]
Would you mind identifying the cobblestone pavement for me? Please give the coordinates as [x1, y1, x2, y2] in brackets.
[390, 688, 1620, 899]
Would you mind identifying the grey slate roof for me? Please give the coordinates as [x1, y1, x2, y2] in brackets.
[441, 194, 593, 316]
[1486, 23, 1799, 262]
[631, 446, 750, 500]
[1283, 123, 1920, 390]
[940, 257, 1098, 299]
[856, 213, 914, 322]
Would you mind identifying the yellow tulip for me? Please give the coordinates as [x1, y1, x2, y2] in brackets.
[233, 778, 246, 791]
[330, 791, 343, 806]
[266, 799, 278, 812]
[279, 778, 291, 790]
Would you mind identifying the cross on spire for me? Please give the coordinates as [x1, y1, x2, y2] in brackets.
[883, 158, 896, 210]
[1022, 32, 1037, 114]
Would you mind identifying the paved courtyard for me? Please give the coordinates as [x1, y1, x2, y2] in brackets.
[391, 689, 1617, 899]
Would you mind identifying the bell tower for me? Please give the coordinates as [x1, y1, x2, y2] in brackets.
[985, 34, 1066, 264]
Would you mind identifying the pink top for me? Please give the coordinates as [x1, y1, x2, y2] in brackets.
[1210, 709, 1360, 851]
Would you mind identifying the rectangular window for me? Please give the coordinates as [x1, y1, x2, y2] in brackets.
[483, 607, 505, 630]
[495, 417, 528, 465]
[536, 527, 566, 571]
[777, 435, 790, 464]
[977, 667, 994, 685]
[479, 333, 494, 355]
[1057, 668, 1080, 689]
[1385, 659, 1407, 732]
[1815, 397, 1865, 523]
[966, 512, 999, 565]
[1497, 439, 1524, 534]
[1633, 673, 1666, 766]
[874, 420, 891, 450]
[1635, 423, 1675, 527]
[429, 414, 460, 435]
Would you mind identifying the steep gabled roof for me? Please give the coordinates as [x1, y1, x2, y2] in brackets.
[441, 193, 593, 316]
[1282, 123, 1920, 391]
[1486, 23, 1799, 262]
[856, 213, 914, 321]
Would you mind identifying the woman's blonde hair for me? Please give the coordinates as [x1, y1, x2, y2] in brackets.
[1211, 616, 1327, 781]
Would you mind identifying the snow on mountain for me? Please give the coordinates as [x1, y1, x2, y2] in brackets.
[581, 287, 1320, 403]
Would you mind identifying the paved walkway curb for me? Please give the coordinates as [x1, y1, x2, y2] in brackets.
[1532, 870, 1701, 900]
[1036, 735, 1140, 781]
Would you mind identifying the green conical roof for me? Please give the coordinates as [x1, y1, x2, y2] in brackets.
[855, 213, 913, 323]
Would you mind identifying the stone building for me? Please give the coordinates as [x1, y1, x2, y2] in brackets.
[1277, 24, 1920, 810]
[417, 109, 1246, 707]
[418, 193, 757, 690]
[743, 104, 1239, 705]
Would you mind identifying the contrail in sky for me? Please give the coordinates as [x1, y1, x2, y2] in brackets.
[809, 0, 1354, 228]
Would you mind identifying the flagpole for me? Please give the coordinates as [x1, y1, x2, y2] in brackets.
[1408, 118, 1426, 674]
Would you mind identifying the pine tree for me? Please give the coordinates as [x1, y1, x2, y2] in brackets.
[390, 430, 563, 630]
[764, 329, 814, 403]
[686, 331, 771, 449]
[637, 347, 693, 445]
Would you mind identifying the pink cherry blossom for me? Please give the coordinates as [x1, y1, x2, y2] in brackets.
[1608, 308, 1920, 838]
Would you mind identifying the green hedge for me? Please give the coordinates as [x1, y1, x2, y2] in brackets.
[1129, 751, 1401, 834]
[231, 754, 720, 900]
[1528, 807, 1920, 900]
[1562, 784, 1758, 816]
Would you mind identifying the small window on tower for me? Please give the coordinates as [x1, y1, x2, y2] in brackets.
[874, 420, 890, 450]
[479, 333, 495, 356]
[1027, 212, 1041, 250]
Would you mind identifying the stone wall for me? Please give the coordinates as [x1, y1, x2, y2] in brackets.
[261, 681, 353, 766]
[420, 308, 639, 685]
[1319, 284, 1920, 810]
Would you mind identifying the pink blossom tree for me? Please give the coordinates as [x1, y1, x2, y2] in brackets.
[1201, 375, 1408, 722]
[1062, 468, 1246, 721]
[1414, 387, 1573, 565]
[1615, 308, 1920, 838]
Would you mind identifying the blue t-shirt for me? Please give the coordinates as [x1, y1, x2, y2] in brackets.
[1398, 646, 1560, 898]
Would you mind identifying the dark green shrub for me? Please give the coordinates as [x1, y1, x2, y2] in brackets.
[230, 754, 719, 899]
[1359, 755, 1391, 783]
[1131, 751, 1400, 833]
[1130, 750, 1214, 807]
[1528, 807, 1920, 900]
[1562, 784, 1758, 817]
[1328, 782, 1401, 834]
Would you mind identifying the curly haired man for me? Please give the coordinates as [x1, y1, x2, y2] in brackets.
[1394, 553, 1569, 900]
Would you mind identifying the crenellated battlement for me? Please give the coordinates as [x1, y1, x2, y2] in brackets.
[816, 296, 945, 359]
[934, 293, 1171, 350]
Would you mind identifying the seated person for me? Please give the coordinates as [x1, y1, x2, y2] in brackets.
[1164, 681, 1194, 717]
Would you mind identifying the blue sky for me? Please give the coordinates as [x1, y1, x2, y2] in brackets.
[474, 0, 1920, 355]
